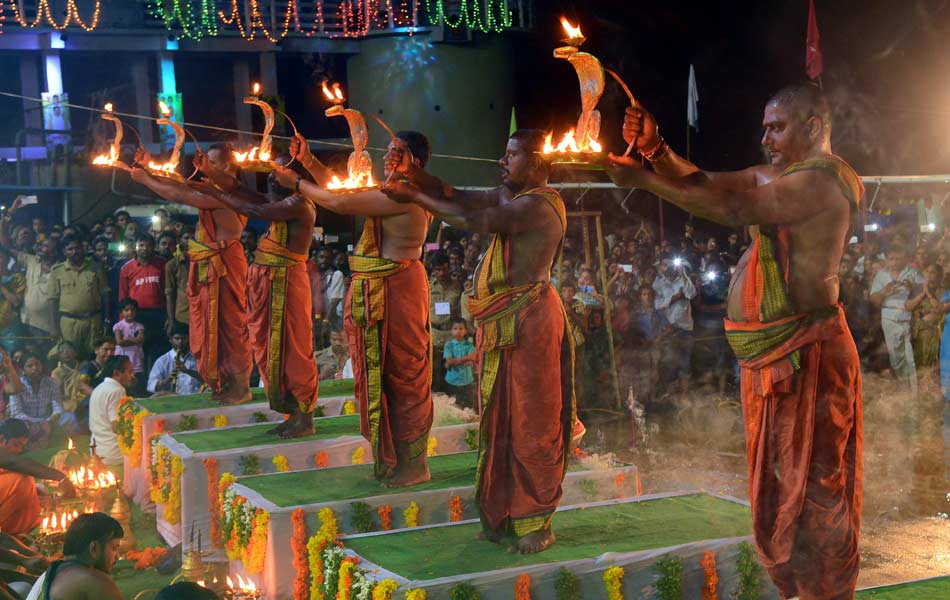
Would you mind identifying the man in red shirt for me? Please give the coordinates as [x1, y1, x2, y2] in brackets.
[118, 235, 166, 370]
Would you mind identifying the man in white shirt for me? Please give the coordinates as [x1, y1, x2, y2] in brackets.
[870, 244, 924, 395]
[653, 257, 697, 393]
[146, 325, 203, 395]
[89, 356, 136, 468]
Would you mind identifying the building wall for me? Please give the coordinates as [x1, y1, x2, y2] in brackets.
[346, 33, 514, 186]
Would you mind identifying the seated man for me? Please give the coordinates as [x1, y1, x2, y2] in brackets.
[146, 324, 203, 395]
[0, 419, 76, 535]
[89, 356, 136, 469]
[50, 342, 86, 423]
[8, 353, 78, 445]
[314, 325, 349, 381]
[26, 512, 124, 600]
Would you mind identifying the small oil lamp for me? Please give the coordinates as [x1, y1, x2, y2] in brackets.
[232, 83, 275, 172]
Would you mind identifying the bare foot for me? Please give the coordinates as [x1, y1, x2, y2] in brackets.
[383, 454, 430, 488]
[218, 387, 253, 406]
[266, 417, 292, 435]
[278, 412, 315, 439]
[509, 528, 555, 554]
[477, 530, 503, 544]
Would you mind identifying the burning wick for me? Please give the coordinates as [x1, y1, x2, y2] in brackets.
[158, 100, 171, 118]
[252, 82, 261, 97]
[560, 17, 583, 40]
[322, 81, 345, 105]
[104, 102, 114, 113]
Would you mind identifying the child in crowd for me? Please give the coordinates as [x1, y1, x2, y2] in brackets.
[443, 318, 477, 411]
[113, 298, 145, 395]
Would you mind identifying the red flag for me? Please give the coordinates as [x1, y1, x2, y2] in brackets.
[806, 0, 824, 79]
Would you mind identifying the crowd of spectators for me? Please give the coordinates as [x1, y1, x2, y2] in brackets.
[0, 191, 948, 454]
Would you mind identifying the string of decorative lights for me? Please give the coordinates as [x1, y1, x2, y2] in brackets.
[147, 0, 218, 41]
[0, 1, 5, 35]
[9, 0, 102, 31]
[248, 0, 297, 42]
[424, 0, 512, 33]
[292, 0, 325, 37]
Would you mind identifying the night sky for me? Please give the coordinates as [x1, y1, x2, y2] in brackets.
[514, 0, 950, 176]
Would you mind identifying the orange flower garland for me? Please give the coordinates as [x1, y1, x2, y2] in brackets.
[701, 550, 719, 600]
[204, 458, 220, 546]
[515, 574, 532, 600]
[291, 508, 309, 600]
[337, 556, 359, 600]
[126, 546, 168, 570]
[315, 451, 329, 468]
[614, 472, 626, 498]
[117, 398, 150, 467]
[449, 496, 463, 522]
[244, 509, 269, 575]
[378, 505, 392, 530]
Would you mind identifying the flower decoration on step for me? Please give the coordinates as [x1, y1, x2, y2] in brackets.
[405, 590, 427, 600]
[272, 455, 290, 472]
[614, 472, 625, 498]
[427, 437, 438, 457]
[315, 451, 329, 468]
[126, 546, 168, 570]
[701, 550, 718, 600]
[244, 509, 270, 574]
[554, 568, 580, 600]
[117, 397, 149, 466]
[378, 505, 392, 530]
[292, 508, 309, 600]
[343, 400, 357, 415]
[204, 458, 220, 545]
[514, 574, 532, 600]
[213, 414, 229, 428]
[371, 579, 399, 600]
[351, 446, 365, 465]
[149, 443, 183, 524]
[603, 566, 624, 600]
[403, 501, 419, 528]
[449, 496, 463, 522]
[337, 556, 359, 600]
[654, 556, 684, 600]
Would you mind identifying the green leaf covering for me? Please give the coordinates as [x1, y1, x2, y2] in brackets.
[240, 452, 479, 506]
[343, 495, 751, 581]
[171, 414, 361, 453]
[854, 577, 950, 599]
[135, 378, 354, 413]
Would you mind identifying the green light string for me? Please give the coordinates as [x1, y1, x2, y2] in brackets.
[424, 0, 513, 33]
[148, 0, 218, 41]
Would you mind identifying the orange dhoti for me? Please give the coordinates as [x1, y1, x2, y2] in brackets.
[187, 231, 252, 394]
[472, 283, 576, 537]
[247, 231, 318, 414]
[0, 471, 40, 535]
[345, 258, 432, 479]
[730, 307, 863, 600]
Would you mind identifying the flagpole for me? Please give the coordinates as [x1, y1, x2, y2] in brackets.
[686, 123, 691, 162]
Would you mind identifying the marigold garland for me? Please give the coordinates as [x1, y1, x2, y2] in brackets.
[449, 496, 463, 522]
[514, 574, 531, 599]
[337, 556, 359, 600]
[372, 579, 398, 600]
[315, 451, 329, 468]
[125, 546, 168, 570]
[404, 590, 426, 600]
[427, 437, 438, 457]
[149, 443, 183, 524]
[213, 414, 229, 427]
[165, 455, 184, 525]
[604, 566, 624, 600]
[378, 505, 392, 530]
[352, 447, 365, 465]
[292, 509, 310, 600]
[614, 472, 626, 498]
[403, 502, 419, 528]
[117, 397, 150, 467]
[343, 400, 357, 415]
[216, 472, 237, 549]
[204, 458, 221, 546]
[307, 534, 328, 600]
[701, 550, 718, 600]
[244, 509, 270, 575]
[273, 454, 290, 472]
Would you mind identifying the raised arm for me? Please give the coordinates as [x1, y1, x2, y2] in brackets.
[130, 168, 227, 210]
[383, 181, 552, 235]
[271, 163, 413, 217]
[201, 182, 310, 222]
[606, 156, 837, 228]
[385, 144, 501, 210]
[289, 134, 336, 187]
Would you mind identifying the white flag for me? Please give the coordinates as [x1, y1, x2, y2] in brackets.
[687, 64, 699, 131]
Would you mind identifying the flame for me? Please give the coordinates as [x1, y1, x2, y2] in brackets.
[67, 464, 118, 490]
[158, 100, 171, 117]
[252, 82, 261, 96]
[226, 576, 234, 589]
[104, 102, 113, 113]
[232, 147, 270, 164]
[92, 146, 119, 166]
[560, 17, 582, 39]
[322, 81, 345, 103]
[327, 170, 375, 191]
[148, 160, 178, 175]
[41, 509, 79, 533]
[197, 581, 205, 588]
[67, 438, 74, 451]
[541, 130, 602, 155]
[235, 574, 257, 592]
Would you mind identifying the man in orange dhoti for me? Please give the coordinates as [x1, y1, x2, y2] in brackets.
[382, 130, 578, 554]
[272, 132, 434, 485]
[608, 83, 863, 599]
[0, 419, 76, 535]
[195, 155, 319, 438]
[132, 144, 253, 404]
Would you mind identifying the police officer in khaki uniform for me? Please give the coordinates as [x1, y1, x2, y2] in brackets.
[48, 236, 110, 358]
[428, 254, 461, 392]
